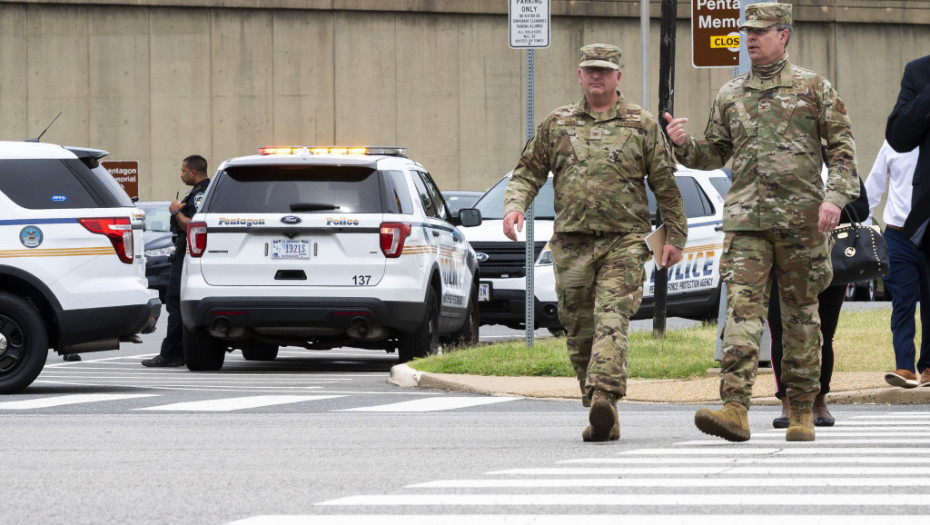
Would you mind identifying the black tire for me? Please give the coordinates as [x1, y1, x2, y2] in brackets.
[241, 342, 279, 361]
[445, 285, 479, 350]
[859, 279, 876, 302]
[398, 287, 439, 363]
[182, 325, 226, 371]
[0, 293, 49, 394]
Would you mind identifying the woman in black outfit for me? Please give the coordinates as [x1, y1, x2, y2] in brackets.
[768, 177, 870, 428]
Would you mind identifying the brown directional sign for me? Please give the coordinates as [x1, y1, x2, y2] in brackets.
[692, 0, 741, 68]
[102, 160, 140, 200]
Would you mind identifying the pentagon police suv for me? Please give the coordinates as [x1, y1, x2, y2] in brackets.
[179, 146, 481, 370]
[0, 141, 160, 393]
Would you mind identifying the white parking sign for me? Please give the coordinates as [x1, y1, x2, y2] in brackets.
[509, 0, 550, 49]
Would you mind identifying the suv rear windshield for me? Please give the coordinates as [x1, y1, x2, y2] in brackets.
[0, 159, 133, 209]
[207, 165, 392, 214]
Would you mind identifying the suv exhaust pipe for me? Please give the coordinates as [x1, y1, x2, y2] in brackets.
[209, 316, 246, 339]
[346, 316, 386, 341]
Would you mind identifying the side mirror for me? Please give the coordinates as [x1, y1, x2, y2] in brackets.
[456, 208, 482, 227]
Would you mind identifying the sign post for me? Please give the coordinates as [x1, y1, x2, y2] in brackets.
[691, 0, 741, 68]
[509, 0, 549, 347]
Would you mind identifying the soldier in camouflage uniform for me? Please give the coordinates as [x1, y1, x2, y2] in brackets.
[503, 44, 688, 442]
[665, 3, 859, 442]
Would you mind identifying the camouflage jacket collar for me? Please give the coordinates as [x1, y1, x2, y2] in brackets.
[744, 59, 795, 91]
[574, 91, 632, 122]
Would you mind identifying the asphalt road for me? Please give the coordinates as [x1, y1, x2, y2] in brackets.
[5, 304, 929, 524]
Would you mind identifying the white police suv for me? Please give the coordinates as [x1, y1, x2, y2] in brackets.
[179, 146, 481, 370]
[464, 166, 730, 332]
[0, 141, 161, 393]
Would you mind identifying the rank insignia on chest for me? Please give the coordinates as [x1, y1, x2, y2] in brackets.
[590, 128, 605, 140]
[759, 101, 771, 110]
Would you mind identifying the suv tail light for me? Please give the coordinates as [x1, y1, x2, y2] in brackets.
[188, 221, 208, 257]
[78, 217, 134, 263]
[380, 222, 411, 258]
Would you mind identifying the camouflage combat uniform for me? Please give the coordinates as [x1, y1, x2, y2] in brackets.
[674, 56, 859, 409]
[505, 92, 687, 400]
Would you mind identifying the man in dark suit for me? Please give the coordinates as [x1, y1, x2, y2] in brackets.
[887, 53, 930, 387]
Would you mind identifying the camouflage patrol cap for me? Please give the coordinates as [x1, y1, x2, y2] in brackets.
[578, 43, 622, 70]
[739, 3, 793, 30]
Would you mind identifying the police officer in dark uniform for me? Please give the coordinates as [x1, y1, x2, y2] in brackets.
[142, 155, 210, 367]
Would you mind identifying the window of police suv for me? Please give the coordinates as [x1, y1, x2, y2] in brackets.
[205, 165, 413, 214]
[0, 159, 134, 209]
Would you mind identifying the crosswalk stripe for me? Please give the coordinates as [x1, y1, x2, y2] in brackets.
[486, 466, 930, 475]
[623, 447, 930, 455]
[835, 421, 930, 426]
[135, 395, 346, 412]
[0, 393, 158, 409]
[340, 396, 520, 412]
[409, 477, 930, 488]
[559, 456, 930, 464]
[316, 493, 929, 506]
[226, 515, 919, 525]
[677, 438, 930, 445]
[848, 414, 930, 419]
[757, 431, 930, 436]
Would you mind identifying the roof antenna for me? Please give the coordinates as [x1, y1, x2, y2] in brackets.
[26, 112, 62, 143]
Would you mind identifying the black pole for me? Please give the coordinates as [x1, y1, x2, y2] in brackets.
[653, 0, 677, 339]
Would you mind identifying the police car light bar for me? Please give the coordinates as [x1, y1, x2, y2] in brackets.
[258, 146, 407, 157]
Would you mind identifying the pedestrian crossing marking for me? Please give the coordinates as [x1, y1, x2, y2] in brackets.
[622, 447, 930, 455]
[0, 393, 158, 409]
[485, 466, 930, 475]
[226, 515, 920, 525]
[317, 493, 927, 506]
[340, 396, 520, 412]
[134, 395, 346, 412]
[409, 477, 930, 488]
[560, 456, 930, 464]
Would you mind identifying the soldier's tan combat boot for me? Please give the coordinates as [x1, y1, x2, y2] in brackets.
[786, 406, 815, 442]
[582, 389, 620, 442]
[694, 401, 750, 442]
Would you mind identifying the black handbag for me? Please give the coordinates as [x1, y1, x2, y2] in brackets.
[830, 206, 890, 286]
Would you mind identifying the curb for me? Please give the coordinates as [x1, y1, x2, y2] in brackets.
[388, 364, 496, 395]
[389, 364, 930, 405]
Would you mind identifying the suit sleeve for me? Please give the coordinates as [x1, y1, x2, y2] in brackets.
[886, 59, 930, 153]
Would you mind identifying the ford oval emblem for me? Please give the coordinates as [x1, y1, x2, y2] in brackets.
[281, 216, 301, 224]
[476, 252, 490, 263]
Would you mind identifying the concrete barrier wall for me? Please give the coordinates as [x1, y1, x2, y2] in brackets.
[0, 1, 927, 205]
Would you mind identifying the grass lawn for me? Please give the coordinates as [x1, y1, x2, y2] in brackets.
[409, 307, 909, 379]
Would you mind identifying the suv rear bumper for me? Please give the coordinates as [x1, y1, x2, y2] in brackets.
[181, 297, 426, 337]
[478, 289, 561, 329]
[58, 297, 162, 347]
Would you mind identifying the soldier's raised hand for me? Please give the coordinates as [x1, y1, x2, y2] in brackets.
[663, 112, 689, 147]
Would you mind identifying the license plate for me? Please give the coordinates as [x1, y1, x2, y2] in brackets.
[478, 282, 491, 302]
[271, 240, 309, 259]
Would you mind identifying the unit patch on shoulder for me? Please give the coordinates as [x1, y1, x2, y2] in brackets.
[835, 99, 847, 115]
[20, 225, 43, 248]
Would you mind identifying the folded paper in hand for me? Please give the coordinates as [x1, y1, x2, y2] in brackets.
[644, 224, 666, 269]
